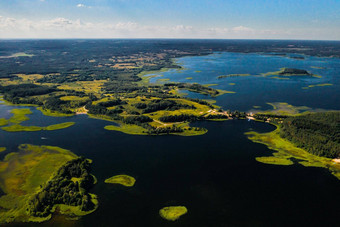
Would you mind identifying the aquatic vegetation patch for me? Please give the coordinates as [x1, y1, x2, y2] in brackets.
[245, 128, 340, 180]
[105, 174, 136, 187]
[2, 125, 42, 132]
[256, 102, 317, 116]
[104, 124, 148, 135]
[0, 118, 8, 126]
[0, 147, 6, 153]
[255, 156, 293, 165]
[1, 108, 75, 132]
[156, 78, 170, 82]
[159, 206, 188, 221]
[302, 83, 333, 89]
[44, 122, 75, 130]
[1, 122, 75, 132]
[185, 77, 193, 80]
[9, 108, 32, 124]
[310, 66, 325, 69]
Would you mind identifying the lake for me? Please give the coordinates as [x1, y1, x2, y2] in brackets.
[1, 51, 340, 226]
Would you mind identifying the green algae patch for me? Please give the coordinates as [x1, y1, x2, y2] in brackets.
[105, 175, 136, 187]
[1, 122, 75, 132]
[159, 206, 188, 221]
[0, 147, 6, 153]
[310, 66, 325, 69]
[185, 77, 193, 80]
[156, 78, 170, 82]
[256, 157, 293, 165]
[44, 122, 75, 131]
[9, 108, 32, 124]
[2, 125, 42, 132]
[255, 102, 321, 116]
[228, 83, 236, 85]
[245, 128, 340, 180]
[302, 83, 333, 89]
[1, 108, 74, 132]
[104, 124, 148, 135]
[270, 76, 290, 80]
[37, 107, 74, 117]
[0, 118, 8, 126]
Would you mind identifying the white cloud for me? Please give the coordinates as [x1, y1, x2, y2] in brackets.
[0, 16, 338, 40]
[77, 3, 91, 8]
[232, 26, 254, 32]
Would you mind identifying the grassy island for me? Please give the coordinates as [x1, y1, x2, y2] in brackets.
[105, 175, 136, 187]
[0, 144, 98, 224]
[159, 206, 188, 221]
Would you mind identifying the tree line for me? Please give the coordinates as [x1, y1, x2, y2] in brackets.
[27, 157, 96, 217]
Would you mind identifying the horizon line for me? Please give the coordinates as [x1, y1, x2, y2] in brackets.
[0, 38, 340, 42]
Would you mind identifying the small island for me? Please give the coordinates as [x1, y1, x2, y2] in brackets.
[278, 68, 310, 75]
[262, 68, 321, 78]
[105, 174, 136, 187]
[159, 206, 188, 221]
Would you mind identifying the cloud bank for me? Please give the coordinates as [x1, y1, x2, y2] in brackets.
[0, 16, 337, 40]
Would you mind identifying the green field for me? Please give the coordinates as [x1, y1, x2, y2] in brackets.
[0, 144, 77, 223]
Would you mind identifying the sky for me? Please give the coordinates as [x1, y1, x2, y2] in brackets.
[0, 0, 339, 40]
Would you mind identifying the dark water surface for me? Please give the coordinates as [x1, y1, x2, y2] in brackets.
[1, 51, 340, 226]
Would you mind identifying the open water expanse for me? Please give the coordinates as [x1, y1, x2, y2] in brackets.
[1, 51, 340, 226]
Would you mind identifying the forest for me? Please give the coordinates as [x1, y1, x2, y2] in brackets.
[27, 157, 96, 217]
[279, 112, 340, 158]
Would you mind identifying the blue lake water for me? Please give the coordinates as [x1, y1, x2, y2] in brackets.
[149, 52, 340, 111]
[1, 51, 340, 227]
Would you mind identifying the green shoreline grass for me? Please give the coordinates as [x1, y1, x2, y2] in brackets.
[245, 128, 340, 180]
[0, 144, 79, 224]
[37, 107, 74, 117]
[0, 107, 75, 132]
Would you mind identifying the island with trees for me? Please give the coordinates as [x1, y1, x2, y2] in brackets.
[0, 144, 98, 224]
